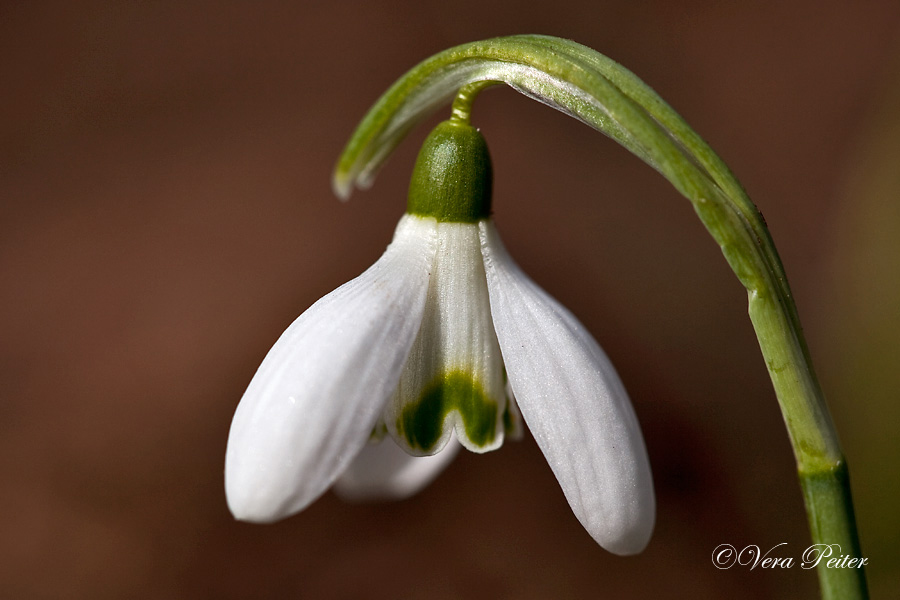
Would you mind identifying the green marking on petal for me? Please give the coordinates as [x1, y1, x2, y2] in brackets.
[397, 370, 498, 452]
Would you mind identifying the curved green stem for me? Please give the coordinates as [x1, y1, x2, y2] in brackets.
[334, 34, 867, 599]
[450, 81, 498, 124]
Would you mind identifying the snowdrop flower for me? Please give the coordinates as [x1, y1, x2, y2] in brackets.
[225, 119, 654, 555]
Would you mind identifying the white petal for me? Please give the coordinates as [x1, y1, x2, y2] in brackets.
[333, 435, 461, 502]
[225, 215, 437, 522]
[385, 222, 507, 455]
[479, 221, 655, 555]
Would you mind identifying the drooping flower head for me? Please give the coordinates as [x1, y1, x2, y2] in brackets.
[225, 117, 655, 555]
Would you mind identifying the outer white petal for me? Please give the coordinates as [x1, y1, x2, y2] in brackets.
[479, 221, 655, 555]
[225, 215, 437, 522]
[333, 436, 461, 502]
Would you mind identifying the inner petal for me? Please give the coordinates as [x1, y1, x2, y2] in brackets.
[386, 221, 507, 455]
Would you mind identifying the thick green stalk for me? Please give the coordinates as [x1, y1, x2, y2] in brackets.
[334, 35, 867, 598]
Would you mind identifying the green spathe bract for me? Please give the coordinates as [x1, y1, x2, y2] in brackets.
[407, 120, 492, 223]
[397, 370, 498, 452]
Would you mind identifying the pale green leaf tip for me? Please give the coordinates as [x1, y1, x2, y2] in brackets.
[332, 172, 352, 202]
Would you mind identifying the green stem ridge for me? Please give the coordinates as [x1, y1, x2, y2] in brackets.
[451, 81, 496, 124]
[334, 34, 866, 598]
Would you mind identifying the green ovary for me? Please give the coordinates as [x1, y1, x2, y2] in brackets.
[397, 370, 498, 452]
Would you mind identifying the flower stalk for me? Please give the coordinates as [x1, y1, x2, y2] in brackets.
[334, 34, 867, 599]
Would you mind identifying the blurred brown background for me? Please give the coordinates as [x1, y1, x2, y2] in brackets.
[2, 1, 899, 598]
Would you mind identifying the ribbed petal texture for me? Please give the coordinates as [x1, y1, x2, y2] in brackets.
[479, 221, 655, 555]
[225, 215, 437, 522]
